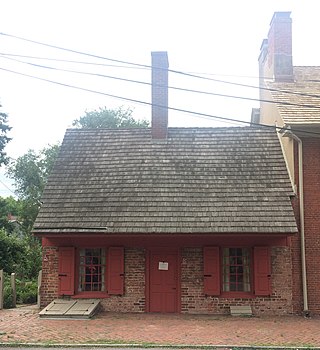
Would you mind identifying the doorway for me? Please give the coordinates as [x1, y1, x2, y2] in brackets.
[148, 248, 179, 313]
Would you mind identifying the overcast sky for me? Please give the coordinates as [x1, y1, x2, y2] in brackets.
[0, 0, 320, 197]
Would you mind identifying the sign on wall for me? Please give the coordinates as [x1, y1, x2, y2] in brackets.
[158, 262, 169, 270]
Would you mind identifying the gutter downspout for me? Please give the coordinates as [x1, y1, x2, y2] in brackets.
[283, 131, 309, 316]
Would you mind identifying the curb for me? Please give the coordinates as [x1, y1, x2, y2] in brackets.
[1, 343, 320, 349]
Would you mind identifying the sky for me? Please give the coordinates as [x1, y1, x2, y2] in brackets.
[0, 0, 320, 197]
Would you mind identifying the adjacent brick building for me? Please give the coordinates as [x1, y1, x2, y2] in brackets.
[257, 12, 320, 315]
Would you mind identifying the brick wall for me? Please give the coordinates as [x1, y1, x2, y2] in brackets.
[291, 138, 320, 315]
[40, 246, 59, 307]
[40, 245, 293, 314]
[301, 138, 320, 314]
[181, 247, 293, 315]
[100, 248, 146, 312]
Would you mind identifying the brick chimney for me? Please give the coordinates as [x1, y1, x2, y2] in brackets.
[259, 12, 293, 82]
[151, 51, 168, 139]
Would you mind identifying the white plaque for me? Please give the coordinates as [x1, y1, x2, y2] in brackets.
[158, 262, 169, 270]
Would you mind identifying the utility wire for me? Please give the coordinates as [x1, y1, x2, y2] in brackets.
[0, 32, 149, 68]
[0, 52, 145, 70]
[0, 52, 269, 79]
[1, 66, 320, 137]
[0, 179, 16, 197]
[1, 55, 320, 110]
[1, 33, 320, 99]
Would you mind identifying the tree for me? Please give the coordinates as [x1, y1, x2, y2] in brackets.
[0, 228, 41, 279]
[0, 229, 26, 274]
[6, 143, 60, 231]
[72, 106, 149, 129]
[0, 196, 22, 233]
[0, 102, 12, 166]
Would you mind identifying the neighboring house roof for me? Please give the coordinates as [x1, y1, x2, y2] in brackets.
[268, 66, 320, 126]
[33, 126, 297, 235]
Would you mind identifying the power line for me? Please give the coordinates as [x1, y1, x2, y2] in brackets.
[0, 52, 267, 79]
[0, 52, 145, 70]
[0, 32, 149, 68]
[1, 55, 320, 110]
[2, 33, 320, 100]
[1, 66, 320, 137]
[0, 179, 16, 197]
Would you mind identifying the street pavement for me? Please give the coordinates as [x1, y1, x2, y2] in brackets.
[1, 305, 320, 349]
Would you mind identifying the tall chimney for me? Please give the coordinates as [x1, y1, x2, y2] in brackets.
[259, 12, 293, 82]
[151, 51, 168, 139]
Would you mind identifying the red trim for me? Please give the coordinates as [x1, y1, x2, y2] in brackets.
[177, 248, 182, 313]
[72, 292, 109, 299]
[221, 292, 254, 299]
[145, 250, 150, 312]
[40, 234, 290, 248]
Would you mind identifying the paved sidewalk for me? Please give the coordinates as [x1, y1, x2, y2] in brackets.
[0, 305, 320, 348]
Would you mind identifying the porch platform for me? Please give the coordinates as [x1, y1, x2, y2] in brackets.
[39, 299, 100, 319]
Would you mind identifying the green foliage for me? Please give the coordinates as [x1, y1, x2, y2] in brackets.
[21, 235, 42, 279]
[7, 144, 60, 232]
[0, 229, 41, 279]
[17, 280, 38, 304]
[72, 106, 149, 129]
[3, 278, 14, 308]
[0, 196, 23, 233]
[0, 229, 26, 274]
[0, 103, 12, 166]
[2, 274, 38, 308]
[7, 144, 60, 201]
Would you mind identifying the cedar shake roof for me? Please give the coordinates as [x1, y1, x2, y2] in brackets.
[33, 126, 298, 235]
[268, 66, 320, 125]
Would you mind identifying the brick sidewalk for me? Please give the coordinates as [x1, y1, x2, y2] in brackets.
[0, 305, 320, 348]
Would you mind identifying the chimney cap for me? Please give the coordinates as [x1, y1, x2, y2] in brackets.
[151, 51, 169, 67]
[270, 11, 291, 25]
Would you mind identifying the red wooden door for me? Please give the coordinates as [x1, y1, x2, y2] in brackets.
[254, 246, 271, 296]
[149, 249, 178, 313]
[58, 247, 75, 296]
[108, 247, 124, 295]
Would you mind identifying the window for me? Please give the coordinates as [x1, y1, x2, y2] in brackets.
[222, 248, 251, 292]
[203, 246, 271, 297]
[78, 248, 106, 292]
[58, 246, 124, 297]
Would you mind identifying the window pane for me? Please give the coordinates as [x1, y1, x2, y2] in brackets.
[78, 248, 106, 292]
[223, 248, 251, 292]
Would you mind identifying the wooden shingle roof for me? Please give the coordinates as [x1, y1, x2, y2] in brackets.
[268, 66, 320, 125]
[33, 126, 297, 235]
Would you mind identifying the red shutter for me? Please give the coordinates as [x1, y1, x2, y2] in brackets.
[254, 246, 271, 296]
[108, 247, 124, 295]
[203, 247, 220, 296]
[58, 247, 75, 296]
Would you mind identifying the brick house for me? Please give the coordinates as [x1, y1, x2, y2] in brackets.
[256, 12, 320, 315]
[33, 52, 298, 315]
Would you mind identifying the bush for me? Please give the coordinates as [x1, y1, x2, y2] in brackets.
[3, 283, 14, 308]
[0, 229, 26, 274]
[0, 229, 42, 280]
[3, 274, 13, 308]
[17, 281, 38, 304]
[2, 273, 38, 308]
